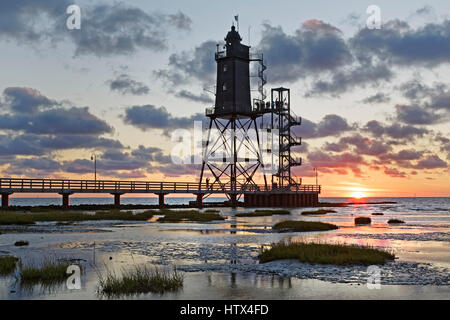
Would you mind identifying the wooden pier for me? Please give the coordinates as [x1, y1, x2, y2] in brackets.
[0, 178, 320, 208]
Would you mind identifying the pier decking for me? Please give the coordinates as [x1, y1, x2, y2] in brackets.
[0, 178, 321, 208]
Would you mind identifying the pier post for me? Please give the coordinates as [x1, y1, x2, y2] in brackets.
[230, 194, 237, 208]
[156, 193, 166, 208]
[59, 192, 73, 209]
[196, 194, 203, 208]
[1, 192, 12, 208]
[111, 193, 124, 208]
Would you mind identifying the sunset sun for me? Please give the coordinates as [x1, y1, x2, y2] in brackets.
[350, 192, 367, 199]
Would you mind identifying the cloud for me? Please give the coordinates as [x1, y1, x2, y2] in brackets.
[307, 150, 367, 176]
[0, 0, 69, 42]
[123, 104, 204, 134]
[108, 74, 150, 96]
[155, 40, 218, 86]
[307, 63, 392, 96]
[175, 90, 214, 104]
[294, 114, 355, 139]
[361, 92, 391, 104]
[2, 87, 59, 113]
[431, 93, 450, 111]
[397, 80, 447, 101]
[384, 167, 407, 178]
[0, 134, 123, 156]
[0, 106, 113, 135]
[395, 104, 441, 125]
[414, 155, 447, 169]
[380, 149, 424, 161]
[350, 19, 450, 68]
[363, 120, 429, 140]
[257, 21, 353, 83]
[0, 1, 191, 57]
[167, 12, 192, 30]
[327, 134, 392, 156]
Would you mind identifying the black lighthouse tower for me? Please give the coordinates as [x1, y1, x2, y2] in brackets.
[214, 25, 252, 117]
[198, 24, 306, 207]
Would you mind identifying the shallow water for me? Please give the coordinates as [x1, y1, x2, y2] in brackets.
[0, 197, 449, 299]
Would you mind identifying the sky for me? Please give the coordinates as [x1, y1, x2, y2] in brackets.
[0, 0, 450, 197]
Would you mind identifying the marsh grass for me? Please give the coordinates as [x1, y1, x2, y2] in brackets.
[236, 209, 290, 217]
[388, 219, 405, 224]
[355, 217, 371, 225]
[301, 209, 336, 215]
[19, 258, 78, 286]
[203, 209, 220, 213]
[0, 210, 155, 225]
[273, 220, 338, 232]
[258, 241, 395, 266]
[157, 209, 224, 222]
[98, 266, 183, 296]
[0, 256, 19, 275]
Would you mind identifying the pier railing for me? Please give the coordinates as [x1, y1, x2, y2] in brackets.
[0, 178, 320, 194]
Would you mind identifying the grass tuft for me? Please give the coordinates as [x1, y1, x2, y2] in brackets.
[19, 258, 76, 286]
[236, 209, 290, 217]
[388, 219, 405, 224]
[98, 266, 183, 296]
[258, 241, 395, 266]
[273, 220, 338, 232]
[157, 209, 224, 222]
[301, 209, 336, 215]
[355, 217, 371, 225]
[0, 256, 19, 275]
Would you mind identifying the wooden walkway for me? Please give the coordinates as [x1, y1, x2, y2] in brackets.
[0, 178, 321, 208]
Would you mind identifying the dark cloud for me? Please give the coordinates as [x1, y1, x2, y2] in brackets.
[380, 149, 424, 161]
[384, 167, 407, 178]
[1, 87, 113, 135]
[363, 120, 429, 140]
[131, 145, 172, 163]
[0, 134, 122, 156]
[175, 90, 214, 104]
[362, 92, 390, 104]
[0, 0, 69, 42]
[397, 80, 447, 101]
[108, 74, 149, 96]
[257, 20, 353, 83]
[350, 19, 450, 68]
[395, 104, 441, 125]
[167, 12, 192, 30]
[0, 1, 191, 57]
[2, 87, 58, 113]
[294, 114, 355, 139]
[123, 104, 204, 134]
[430, 93, 450, 111]
[307, 150, 366, 176]
[414, 155, 447, 169]
[0, 106, 112, 135]
[331, 134, 392, 156]
[0, 134, 45, 156]
[307, 63, 392, 96]
[155, 40, 217, 86]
